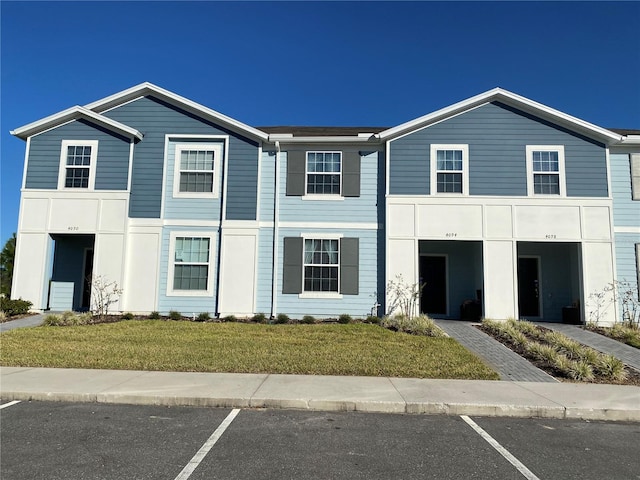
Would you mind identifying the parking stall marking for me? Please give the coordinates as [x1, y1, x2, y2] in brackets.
[0, 400, 21, 410]
[461, 415, 541, 480]
[174, 408, 241, 480]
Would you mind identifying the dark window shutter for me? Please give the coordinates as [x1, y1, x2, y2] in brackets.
[286, 151, 306, 196]
[283, 237, 303, 294]
[342, 152, 361, 197]
[631, 154, 640, 200]
[340, 237, 359, 295]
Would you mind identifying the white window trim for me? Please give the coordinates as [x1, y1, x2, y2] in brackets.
[300, 233, 341, 296]
[172, 143, 222, 199]
[526, 145, 566, 197]
[167, 231, 216, 297]
[304, 151, 342, 199]
[430, 144, 469, 196]
[58, 140, 99, 190]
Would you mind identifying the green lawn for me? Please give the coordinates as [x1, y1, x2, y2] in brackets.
[0, 321, 498, 380]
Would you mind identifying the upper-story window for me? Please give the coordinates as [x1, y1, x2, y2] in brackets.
[173, 143, 222, 198]
[58, 140, 98, 190]
[430, 144, 469, 195]
[306, 152, 342, 195]
[526, 145, 566, 196]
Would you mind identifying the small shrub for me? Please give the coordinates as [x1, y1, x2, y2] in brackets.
[43, 310, 92, 326]
[223, 315, 237, 322]
[527, 342, 559, 364]
[196, 312, 211, 322]
[251, 312, 267, 323]
[275, 313, 289, 324]
[596, 355, 628, 381]
[0, 297, 33, 316]
[567, 360, 595, 382]
[0, 310, 7, 322]
[121, 312, 134, 320]
[149, 311, 161, 319]
[365, 315, 381, 325]
[169, 310, 182, 321]
[338, 314, 352, 324]
[301, 315, 316, 324]
[381, 314, 446, 337]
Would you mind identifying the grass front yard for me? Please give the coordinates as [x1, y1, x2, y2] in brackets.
[0, 320, 498, 380]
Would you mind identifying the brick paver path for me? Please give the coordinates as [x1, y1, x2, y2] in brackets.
[435, 320, 557, 382]
[540, 323, 640, 372]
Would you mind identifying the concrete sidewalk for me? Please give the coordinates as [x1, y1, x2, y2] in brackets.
[2, 366, 639, 422]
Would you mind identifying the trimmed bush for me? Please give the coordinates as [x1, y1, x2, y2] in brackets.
[301, 315, 316, 324]
[196, 312, 211, 322]
[121, 312, 134, 320]
[0, 297, 33, 317]
[251, 313, 267, 323]
[149, 311, 161, 319]
[381, 314, 446, 337]
[168, 310, 182, 321]
[365, 315, 381, 325]
[275, 313, 289, 324]
[338, 314, 352, 324]
[222, 315, 237, 322]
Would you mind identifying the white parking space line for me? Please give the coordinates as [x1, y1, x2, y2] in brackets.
[174, 408, 241, 480]
[0, 400, 21, 410]
[461, 415, 541, 480]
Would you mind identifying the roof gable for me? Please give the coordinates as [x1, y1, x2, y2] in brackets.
[379, 88, 622, 144]
[10, 105, 143, 141]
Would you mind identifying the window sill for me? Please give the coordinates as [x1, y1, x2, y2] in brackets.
[298, 292, 343, 299]
[173, 192, 219, 199]
[166, 290, 214, 297]
[302, 195, 344, 201]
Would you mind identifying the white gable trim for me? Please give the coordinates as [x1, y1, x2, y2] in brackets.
[378, 88, 622, 144]
[84, 82, 269, 142]
[10, 105, 143, 141]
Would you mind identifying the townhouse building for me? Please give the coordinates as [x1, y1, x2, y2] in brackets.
[9, 83, 639, 325]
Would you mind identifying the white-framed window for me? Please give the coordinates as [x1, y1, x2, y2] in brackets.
[303, 237, 340, 292]
[173, 143, 222, 198]
[430, 144, 469, 195]
[58, 140, 98, 190]
[526, 145, 566, 196]
[167, 232, 215, 297]
[306, 151, 342, 196]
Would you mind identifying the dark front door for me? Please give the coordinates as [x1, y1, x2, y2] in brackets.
[81, 248, 94, 310]
[420, 255, 447, 315]
[518, 257, 540, 317]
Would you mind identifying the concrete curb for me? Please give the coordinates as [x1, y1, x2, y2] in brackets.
[2, 368, 639, 422]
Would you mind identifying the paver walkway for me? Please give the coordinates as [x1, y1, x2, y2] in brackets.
[435, 320, 556, 382]
[541, 323, 640, 372]
[0, 314, 45, 333]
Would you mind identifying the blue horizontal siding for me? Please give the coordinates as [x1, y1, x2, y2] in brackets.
[255, 228, 274, 314]
[157, 226, 219, 316]
[259, 151, 276, 222]
[103, 96, 259, 220]
[611, 154, 640, 227]
[276, 227, 381, 318]
[163, 138, 224, 221]
[278, 150, 382, 224]
[389, 102, 607, 197]
[26, 119, 130, 190]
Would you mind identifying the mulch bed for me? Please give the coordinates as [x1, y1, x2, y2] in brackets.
[476, 324, 640, 386]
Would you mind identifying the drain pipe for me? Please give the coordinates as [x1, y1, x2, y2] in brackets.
[270, 141, 281, 319]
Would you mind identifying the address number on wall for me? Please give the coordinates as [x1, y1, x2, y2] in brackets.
[545, 234, 556, 239]
[67, 226, 79, 231]
[445, 233, 457, 238]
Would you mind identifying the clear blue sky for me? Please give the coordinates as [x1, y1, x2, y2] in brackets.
[2, 1, 639, 246]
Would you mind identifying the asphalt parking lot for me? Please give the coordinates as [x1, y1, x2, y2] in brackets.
[1, 400, 639, 480]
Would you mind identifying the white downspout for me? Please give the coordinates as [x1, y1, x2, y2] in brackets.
[270, 141, 281, 319]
